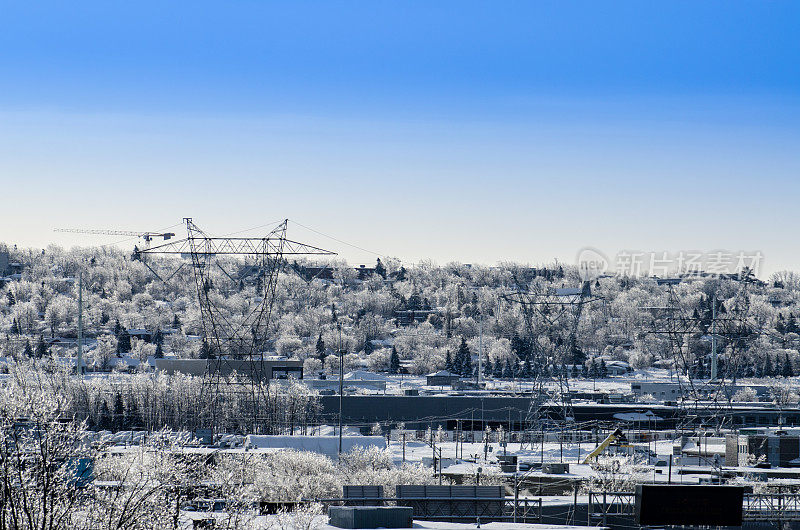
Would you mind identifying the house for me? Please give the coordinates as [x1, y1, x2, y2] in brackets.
[726, 428, 800, 468]
[426, 370, 461, 387]
[605, 360, 631, 375]
[394, 309, 440, 326]
[127, 329, 153, 342]
[368, 338, 394, 349]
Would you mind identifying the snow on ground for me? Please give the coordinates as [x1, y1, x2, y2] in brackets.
[185, 513, 602, 530]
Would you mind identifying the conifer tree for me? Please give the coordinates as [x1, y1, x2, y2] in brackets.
[503, 359, 513, 379]
[457, 337, 472, 375]
[199, 340, 213, 359]
[113, 393, 125, 431]
[98, 400, 112, 431]
[762, 355, 773, 378]
[35, 335, 47, 358]
[389, 346, 401, 374]
[374, 258, 386, 279]
[783, 352, 794, 377]
[116, 327, 131, 353]
[316, 333, 326, 360]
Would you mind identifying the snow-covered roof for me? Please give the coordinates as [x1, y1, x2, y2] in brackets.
[244, 435, 385, 459]
[613, 411, 663, 422]
[344, 370, 389, 381]
[427, 370, 459, 378]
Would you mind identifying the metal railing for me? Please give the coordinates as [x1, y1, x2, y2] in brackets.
[587, 490, 800, 525]
[306, 496, 543, 523]
[744, 493, 800, 522]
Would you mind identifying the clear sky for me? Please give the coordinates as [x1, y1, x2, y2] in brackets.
[1, 1, 798, 275]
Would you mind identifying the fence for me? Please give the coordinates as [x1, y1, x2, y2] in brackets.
[588, 491, 800, 526]
[309, 496, 542, 523]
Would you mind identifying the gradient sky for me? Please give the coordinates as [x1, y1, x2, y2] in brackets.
[1, 1, 799, 275]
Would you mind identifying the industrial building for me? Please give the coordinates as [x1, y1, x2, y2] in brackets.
[726, 428, 800, 467]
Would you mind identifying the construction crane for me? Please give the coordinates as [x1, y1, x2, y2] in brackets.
[582, 428, 628, 463]
[54, 228, 176, 249]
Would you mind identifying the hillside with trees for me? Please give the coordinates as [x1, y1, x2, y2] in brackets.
[1, 243, 799, 381]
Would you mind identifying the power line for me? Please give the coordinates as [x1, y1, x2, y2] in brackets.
[290, 219, 387, 259]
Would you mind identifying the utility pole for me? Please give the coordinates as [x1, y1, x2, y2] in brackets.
[711, 294, 718, 381]
[338, 323, 344, 456]
[76, 270, 84, 375]
[477, 311, 483, 386]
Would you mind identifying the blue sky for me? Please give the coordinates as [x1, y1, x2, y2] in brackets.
[1, 1, 799, 274]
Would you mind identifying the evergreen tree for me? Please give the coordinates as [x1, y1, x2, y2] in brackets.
[783, 353, 794, 377]
[98, 401, 112, 431]
[445, 350, 453, 372]
[571, 345, 586, 366]
[457, 337, 472, 376]
[154, 342, 164, 359]
[23, 339, 33, 358]
[5, 290, 14, 306]
[116, 327, 131, 353]
[522, 358, 532, 379]
[510, 333, 526, 359]
[389, 346, 401, 374]
[113, 320, 121, 336]
[125, 399, 141, 430]
[12, 318, 19, 335]
[172, 314, 181, 329]
[776, 313, 786, 334]
[364, 339, 375, 355]
[599, 358, 608, 378]
[788, 314, 799, 334]
[483, 356, 492, 377]
[113, 393, 125, 431]
[762, 355, 773, 377]
[753, 360, 763, 378]
[316, 333, 326, 360]
[374, 258, 387, 279]
[407, 291, 423, 311]
[35, 335, 47, 358]
[199, 340, 213, 359]
[396, 266, 407, 281]
[502, 359, 513, 379]
[493, 359, 503, 378]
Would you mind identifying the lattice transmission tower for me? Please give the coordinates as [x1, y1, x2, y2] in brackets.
[503, 280, 602, 444]
[138, 218, 335, 432]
